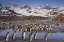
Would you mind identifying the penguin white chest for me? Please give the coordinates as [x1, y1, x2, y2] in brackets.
[13, 33, 16, 39]
[6, 34, 9, 41]
[23, 32, 26, 36]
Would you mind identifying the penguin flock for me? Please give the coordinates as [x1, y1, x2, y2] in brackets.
[4, 23, 53, 42]
[48, 18, 64, 27]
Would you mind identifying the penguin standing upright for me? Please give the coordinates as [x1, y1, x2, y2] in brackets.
[22, 30, 26, 40]
[34, 31, 38, 40]
[29, 31, 33, 42]
[18, 28, 21, 32]
[44, 32, 49, 41]
[5, 32, 9, 42]
[20, 28, 22, 32]
[25, 28, 27, 33]
[12, 31, 16, 41]
[30, 28, 32, 33]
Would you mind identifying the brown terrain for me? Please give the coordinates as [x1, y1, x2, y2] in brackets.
[0, 16, 48, 21]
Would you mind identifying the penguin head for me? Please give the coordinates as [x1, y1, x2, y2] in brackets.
[7, 32, 9, 34]
[14, 31, 16, 33]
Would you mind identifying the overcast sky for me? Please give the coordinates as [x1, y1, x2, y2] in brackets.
[0, 0, 64, 7]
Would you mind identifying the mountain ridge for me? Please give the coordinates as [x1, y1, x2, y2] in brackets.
[0, 4, 64, 17]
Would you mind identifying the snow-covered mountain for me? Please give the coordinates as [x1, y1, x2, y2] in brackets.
[0, 4, 64, 17]
[0, 4, 18, 16]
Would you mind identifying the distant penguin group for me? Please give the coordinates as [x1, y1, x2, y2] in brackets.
[4, 23, 53, 42]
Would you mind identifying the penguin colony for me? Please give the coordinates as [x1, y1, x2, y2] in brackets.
[2, 21, 53, 42]
[48, 18, 64, 27]
[4, 23, 53, 42]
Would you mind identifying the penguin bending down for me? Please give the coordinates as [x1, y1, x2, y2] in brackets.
[5, 32, 9, 42]
[12, 31, 16, 41]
